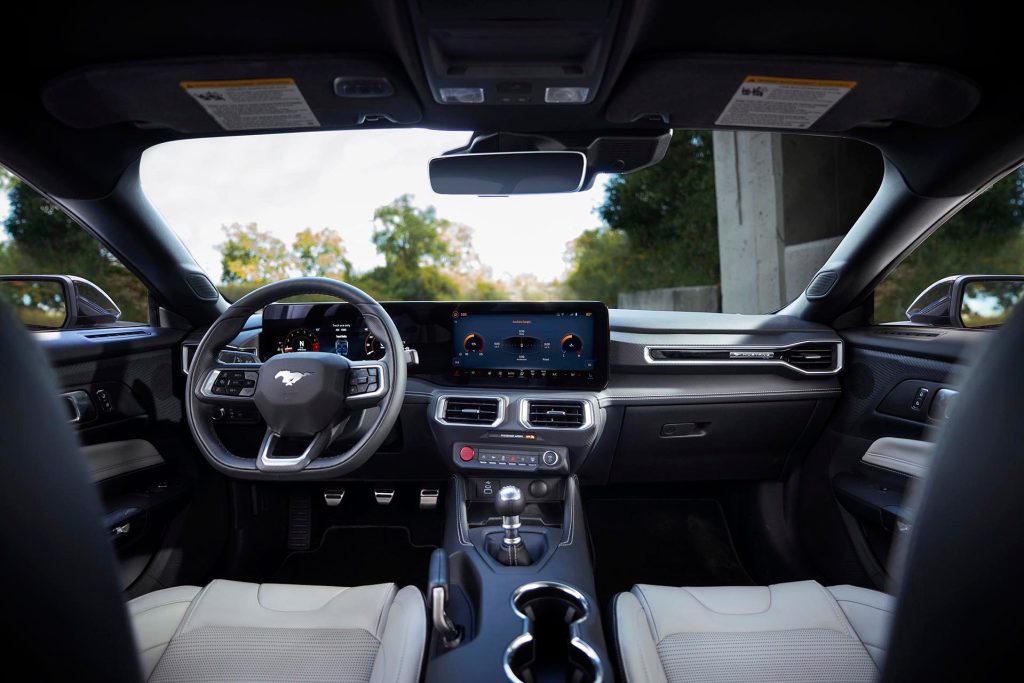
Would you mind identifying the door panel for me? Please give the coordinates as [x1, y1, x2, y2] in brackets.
[38, 327, 218, 592]
[797, 324, 989, 587]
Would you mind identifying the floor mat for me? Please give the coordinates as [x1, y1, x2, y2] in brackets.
[272, 526, 437, 591]
[585, 498, 754, 608]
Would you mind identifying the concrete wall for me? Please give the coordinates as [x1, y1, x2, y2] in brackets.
[713, 131, 881, 313]
[618, 285, 720, 312]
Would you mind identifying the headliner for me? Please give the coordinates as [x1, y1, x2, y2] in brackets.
[0, 1, 1021, 201]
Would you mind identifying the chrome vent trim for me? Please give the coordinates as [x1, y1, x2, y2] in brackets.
[643, 340, 843, 376]
[435, 395, 506, 427]
[520, 399, 594, 430]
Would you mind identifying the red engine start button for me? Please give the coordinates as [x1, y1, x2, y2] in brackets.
[459, 446, 476, 462]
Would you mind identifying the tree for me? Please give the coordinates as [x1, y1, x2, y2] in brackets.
[1, 176, 149, 322]
[293, 227, 351, 278]
[355, 195, 460, 300]
[218, 222, 294, 284]
[565, 131, 719, 306]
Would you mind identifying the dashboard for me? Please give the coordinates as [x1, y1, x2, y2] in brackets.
[259, 301, 610, 389]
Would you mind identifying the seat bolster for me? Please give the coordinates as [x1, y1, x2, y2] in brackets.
[632, 580, 859, 639]
[614, 591, 669, 683]
[828, 585, 895, 669]
[370, 585, 427, 683]
[126, 585, 201, 679]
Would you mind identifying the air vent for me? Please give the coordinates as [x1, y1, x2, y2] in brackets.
[784, 344, 835, 372]
[874, 328, 941, 338]
[438, 396, 503, 426]
[81, 328, 151, 340]
[523, 400, 588, 429]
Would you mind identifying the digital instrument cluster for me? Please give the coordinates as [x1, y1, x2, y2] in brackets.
[258, 301, 609, 389]
[259, 303, 384, 362]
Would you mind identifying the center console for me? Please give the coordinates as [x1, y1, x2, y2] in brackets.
[425, 475, 608, 683]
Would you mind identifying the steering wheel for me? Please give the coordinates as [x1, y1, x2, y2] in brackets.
[185, 278, 407, 480]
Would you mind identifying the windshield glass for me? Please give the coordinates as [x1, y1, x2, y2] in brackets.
[140, 128, 880, 312]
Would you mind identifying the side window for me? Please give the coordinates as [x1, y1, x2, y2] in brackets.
[0, 168, 149, 326]
[874, 165, 1024, 326]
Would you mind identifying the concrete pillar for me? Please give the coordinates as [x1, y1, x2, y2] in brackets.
[713, 131, 881, 313]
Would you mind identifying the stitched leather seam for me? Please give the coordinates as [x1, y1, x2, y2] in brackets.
[255, 584, 349, 612]
[633, 586, 660, 643]
[374, 584, 397, 639]
[130, 598, 195, 617]
[814, 581, 857, 639]
[680, 586, 771, 615]
[834, 598, 895, 615]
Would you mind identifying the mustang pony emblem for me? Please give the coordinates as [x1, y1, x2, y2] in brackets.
[274, 370, 311, 387]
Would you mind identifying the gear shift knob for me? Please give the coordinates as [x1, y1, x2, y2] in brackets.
[495, 485, 526, 517]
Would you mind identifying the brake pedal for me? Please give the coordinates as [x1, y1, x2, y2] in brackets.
[324, 489, 345, 507]
[374, 488, 395, 505]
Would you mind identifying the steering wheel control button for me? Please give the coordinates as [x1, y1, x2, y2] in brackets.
[459, 446, 476, 461]
[541, 450, 560, 467]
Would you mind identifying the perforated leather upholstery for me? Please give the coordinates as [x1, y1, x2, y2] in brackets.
[127, 580, 426, 683]
[614, 580, 893, 682]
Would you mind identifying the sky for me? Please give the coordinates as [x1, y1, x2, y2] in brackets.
[139, 129, 610, 284]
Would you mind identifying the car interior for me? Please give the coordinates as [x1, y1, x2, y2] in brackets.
[2, 2, 1023, 682]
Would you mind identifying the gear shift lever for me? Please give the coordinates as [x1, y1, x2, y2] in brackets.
[494, 485, 532, 566]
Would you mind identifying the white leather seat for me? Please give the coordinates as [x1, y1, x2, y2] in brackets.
[128, 579, 425, 682]
[614, 580, 893, 683]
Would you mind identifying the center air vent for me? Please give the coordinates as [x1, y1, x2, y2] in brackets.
[523, 400, 589, 429]
[437, 396, 504, 426]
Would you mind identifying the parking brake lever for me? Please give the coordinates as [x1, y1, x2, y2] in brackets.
[429, 549, 461, 648]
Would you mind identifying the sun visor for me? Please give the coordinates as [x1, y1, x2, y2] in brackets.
[42, 56, 422, 133]
[606, 56, 979, 131]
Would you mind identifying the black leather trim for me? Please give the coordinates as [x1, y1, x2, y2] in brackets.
[0, 302, 142, 681]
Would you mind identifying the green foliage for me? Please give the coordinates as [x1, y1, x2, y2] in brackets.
[566, 131, 719, 306]
[874, 168, 1024, 322]
[218, 222, 293, 284]
[353, 194, 460, 300]
[1, 177, 149, 322]
[293, 227, 351, 278]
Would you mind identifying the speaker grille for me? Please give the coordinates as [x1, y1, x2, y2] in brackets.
[185, 273, 220, 301]
[806, 271, 839, 299]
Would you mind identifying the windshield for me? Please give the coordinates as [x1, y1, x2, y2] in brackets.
[140, 128, 881, 312]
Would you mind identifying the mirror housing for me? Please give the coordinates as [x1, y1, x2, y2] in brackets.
[429, 130, 671, 195]
[0, 275, 121, 329]
[429, 150, 586, 195]
[905, 274, 1024, 328]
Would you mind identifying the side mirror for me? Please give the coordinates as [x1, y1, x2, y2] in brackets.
[0, 275, 121, 329]
[905, 275, 1024, 328]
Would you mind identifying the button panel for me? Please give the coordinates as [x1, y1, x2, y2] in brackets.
[208, 369, 258, 397]
[348, 366, 381, 395]
[453, 443, 566, 473]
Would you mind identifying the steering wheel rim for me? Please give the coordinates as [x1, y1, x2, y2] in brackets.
[185, 277, 407, 480]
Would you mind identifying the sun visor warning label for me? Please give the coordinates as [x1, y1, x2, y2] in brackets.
[716, 76, 856, 129]
[181, 78, 320, 131]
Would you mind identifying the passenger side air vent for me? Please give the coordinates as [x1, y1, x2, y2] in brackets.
[783, 344, 836, 372]
[438, 396, 503, 426]
[523, 400, 588, 429]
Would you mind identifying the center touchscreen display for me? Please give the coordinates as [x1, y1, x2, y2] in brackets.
[451, 303, 608, 386]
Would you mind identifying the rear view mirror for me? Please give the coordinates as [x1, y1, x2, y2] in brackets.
[905, 275, 1024, 328]
[0, 275, 121, 329]
[429, 151, 586, 195]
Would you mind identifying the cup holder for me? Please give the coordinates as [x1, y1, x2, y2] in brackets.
[504, 582, 603, 683]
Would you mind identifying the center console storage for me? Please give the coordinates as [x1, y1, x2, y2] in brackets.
[424, 475, 610, 683]
[505, 582, 603, 683]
